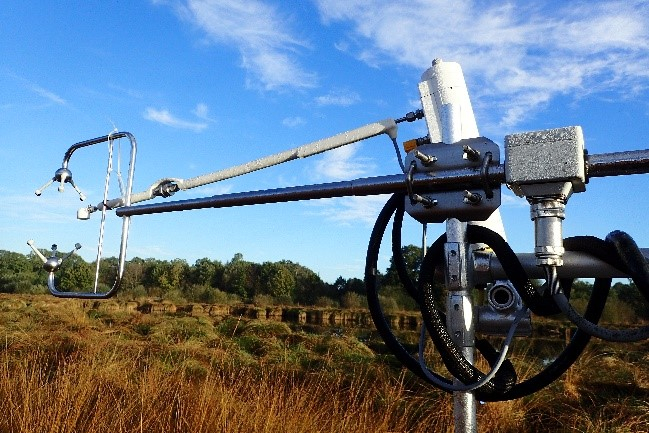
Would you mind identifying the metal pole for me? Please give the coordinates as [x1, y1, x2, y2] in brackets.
[422, 59, 480, 433]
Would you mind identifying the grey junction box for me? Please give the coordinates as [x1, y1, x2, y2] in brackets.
[504, 126, 587, 198]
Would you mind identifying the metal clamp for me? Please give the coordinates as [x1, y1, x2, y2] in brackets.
[480, 151, 494, 199]
[406, 161, 437, 208]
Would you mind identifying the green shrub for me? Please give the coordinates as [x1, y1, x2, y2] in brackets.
[314, 296, 339, 308]
[252, 294, 276, 307]
[340, 292, 366, 309]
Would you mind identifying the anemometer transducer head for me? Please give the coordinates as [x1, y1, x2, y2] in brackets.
[30, 132, 136, 299]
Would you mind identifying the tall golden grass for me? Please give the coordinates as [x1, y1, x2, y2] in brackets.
[0, 295, 647, 432]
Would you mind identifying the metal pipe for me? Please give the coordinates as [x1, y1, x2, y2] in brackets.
[587, 149, 649, 178]
[116, 165, 502, 217]
[62, 131, 135, 169]
[474, 249, 649, 283]
[115, 147, 649, 218]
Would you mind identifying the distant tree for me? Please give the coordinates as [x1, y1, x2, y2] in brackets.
[260, 262, 295, 300]
[149, 258, 189, 293]
[190, 257, 218, 287]
[382, 245, 423, 287]
[57, 255, 93, 292]
[121, 257, 147, 292]
[615, 280, 649, 319]
[223, 253, 254, 299]
[569, 280, 593, 300]
[0, 250, 41, 293]
[285, 261, 332, 304]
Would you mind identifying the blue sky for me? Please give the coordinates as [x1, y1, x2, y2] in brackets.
[2, 0, 649, 283]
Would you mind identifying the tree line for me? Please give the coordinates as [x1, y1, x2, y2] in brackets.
[0, 249, 388, 308]
[0, 247, 647, 319]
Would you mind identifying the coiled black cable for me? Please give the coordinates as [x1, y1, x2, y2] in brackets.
[367, 193, 649, 401]
[366, 194, 517, 400]
[552, 230, 649, 342]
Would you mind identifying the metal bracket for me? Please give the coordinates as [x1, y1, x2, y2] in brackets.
[404, 137, 501, 223]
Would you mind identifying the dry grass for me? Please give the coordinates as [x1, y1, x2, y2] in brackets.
[0, 295, 647, 432]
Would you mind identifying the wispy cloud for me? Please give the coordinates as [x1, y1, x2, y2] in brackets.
[307, 195, 391, 226]
[282, 116, 306, 127]
[313, 143, 375, 181]
[161, 0, 317, 90]
[6, 72, 67, 106]
[30, 84, 67, 105]
[144, 107, 208, 132]
[315, 90, 360, 107]
[315, 0, 649, 130]
[192, 102, 216, 122]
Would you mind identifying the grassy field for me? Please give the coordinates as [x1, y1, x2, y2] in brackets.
[0, 295, 647, 432]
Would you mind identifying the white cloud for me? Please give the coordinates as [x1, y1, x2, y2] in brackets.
[282, 116, 306, 127]
[30, 85, 66, 105]
[307, 195, 391, 226]
[192, 102, 216, 122]
[8, 72, 67, 106]
[315, 90, 361, 106]
[314, 0, 649, 130]
[313, 143, 375, 181]
[164, 0, 317, 90]
[144, 107, 208, 132]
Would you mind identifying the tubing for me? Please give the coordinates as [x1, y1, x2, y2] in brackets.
[364, 193, 454, 388]
[365, 194, 517, 400]
[368, 195, 649, 400]
[552, 231, 649, 342]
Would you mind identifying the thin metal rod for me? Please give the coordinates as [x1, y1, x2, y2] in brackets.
[115, 148, 649, 218]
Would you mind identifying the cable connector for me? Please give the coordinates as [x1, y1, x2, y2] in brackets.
[395, 109, 425, 124]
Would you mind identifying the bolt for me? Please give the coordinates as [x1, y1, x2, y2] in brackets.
[414, 150, 437, 166]
[463, 190, 482, 205]
[412, 194, 437, 208]
[463, 144, 481, 161]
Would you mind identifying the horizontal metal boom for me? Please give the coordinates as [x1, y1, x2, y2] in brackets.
[116, 165, 502, 217]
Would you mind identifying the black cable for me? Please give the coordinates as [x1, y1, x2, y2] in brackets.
[364, 193, 454, 388]
[417, 234, 517, 397]
[493, 236, 610, 400]
[367, 195, 649, 400]
[552, 231, 649, 342]
[366, 194, 517, 399]
[464, 225, 563, 316]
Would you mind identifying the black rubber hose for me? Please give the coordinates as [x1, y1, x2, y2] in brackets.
[417, 236, 517, 397]
[465, 225, 563, 316]
[553, 231, 649, 342]
[391, 202, 522, 395]
[606, 230, 649, 301]
[417, 229, 613, 401]
[366, 194, 517, 399]
[493, 236, 610, 400]
[367, 195, 649, 399]
[391, 196, 421, 302]
[364, 193, 454, 387]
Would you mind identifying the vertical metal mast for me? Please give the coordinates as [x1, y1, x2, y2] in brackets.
[418, 59, 503, 433]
